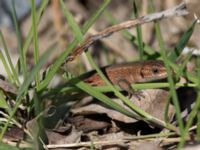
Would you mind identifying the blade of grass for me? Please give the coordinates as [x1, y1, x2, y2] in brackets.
[164, 94, 172, 123]
[155, 23, 184, 133]
[44, 1, 128, 119]
[47, 82, 196, 96]
[197, 109, 200, 141]
[16, 0, 49, 75]
[60, 0, 83, 41]
[157, 23, 184, 129]
[0, 51, 13, 81]
[133, 0, 144, 60]
[170, 20, 199, 148]
[39, 0, 111, 91]
[176, 50, 195, 83]
[64, 71, 170, 123]
[0, 31, 20, 85]
[59, 0, 85, 73]
[185, 72, 198, 83]
[0, 143, 21, 150]
[85, 51, 177, 131]
[39, 40, 77, 91]
[22, 0, 49, 55]
[54, 0, 176, 130]
[168, 21, 197, 85]
[178, 92, 200, 148]
[197, 57, 200, 141]
[31, 0, 40, 89]
[149, 0, 183, 134]
[104, 11, 157, 56]
[168, 21, 197, 61]
[72, 80, 136, 118]
[33, 90, 41, 116]
[82, 0, 110, 33]
[180, 51, 194, 73]
[178, 56, 200, 148]
[11, 0, 27, 78]
[0, 91, 12, 114]
[62, 73, 136, 118]
[0, 46, 54, 141]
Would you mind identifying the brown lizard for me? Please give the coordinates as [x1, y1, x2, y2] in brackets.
[84, 60, 168, 96]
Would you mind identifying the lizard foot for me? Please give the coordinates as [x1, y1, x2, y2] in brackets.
[131, 90, 145, 100]
[117, 79, 145, 100]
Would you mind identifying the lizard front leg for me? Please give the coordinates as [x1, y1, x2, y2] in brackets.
[117, 79, 144, 100]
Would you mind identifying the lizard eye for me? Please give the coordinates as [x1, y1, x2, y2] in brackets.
[152, 68, 159, 74]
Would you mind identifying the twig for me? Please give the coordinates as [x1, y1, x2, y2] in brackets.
[46, 140, 128, 149]
[46, 135, 190, 149]
[0, 111, 33, 140]
[2, 139, 31, 148]
[64, 2, 188, 64]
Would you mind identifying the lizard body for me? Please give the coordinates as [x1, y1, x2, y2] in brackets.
[84, 60, 168, 92]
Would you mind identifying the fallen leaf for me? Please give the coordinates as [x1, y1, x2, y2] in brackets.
[68, 115, 111, 132]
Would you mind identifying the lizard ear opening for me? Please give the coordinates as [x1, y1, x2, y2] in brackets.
[152, 67, 159, 74]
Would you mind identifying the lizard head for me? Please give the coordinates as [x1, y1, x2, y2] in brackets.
[139, 60, 169, 82]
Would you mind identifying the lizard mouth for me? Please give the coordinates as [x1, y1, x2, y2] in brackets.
[142, 76, 168, 83]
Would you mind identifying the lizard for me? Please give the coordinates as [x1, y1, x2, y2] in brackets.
[83, 60, 168, 97]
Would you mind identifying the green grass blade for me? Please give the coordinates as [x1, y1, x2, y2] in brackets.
[178, 56, 200, 147]
[63, 72, 144, 120]
[185, 72, 198, 83]
[0, 143, 21, 150]
[172, 20, 197, 83]
[18, 47, 54, 97]
[22, 0, 49, 55]
[11, 0, 27, 78]
[85, 51, 177, 131]
[47, 82, 196, 96]
[155, 22, 184, 134]
[133, 0, 144, 60]
[148, 0, 183, 133]
[0, 51, 13, 81]
[39, 0, 111, 91]
[0, 46, 54, 141]
[180, 51, 194, 74]
[104, 11, 158, 57]
[60, 0, 83, 41]
[82, 0, 111, 32]
[62, 72, 135, 118]
[168, 21, 197, 61]
[38, 39, 78, 91]
[31, 0, 40, 89]
[74, 81, 135, 117]
[178, 92, 200, 148]
[197, 111, 200, 141]
[0, 91, 12, 114]
[0, 31, 20, 85]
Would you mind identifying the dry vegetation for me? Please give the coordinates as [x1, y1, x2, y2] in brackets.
[0, 0, 200, 149]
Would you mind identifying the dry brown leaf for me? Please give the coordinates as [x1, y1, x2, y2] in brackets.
[72, 89, 175, 124]
[129, 89, 174, 122]
[0, 79, 17, 96]
[4, 126, 24, 142]
[69, 115, 111, 132]
[71, 100, 137, 123]
[46, 127, 82, 145]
